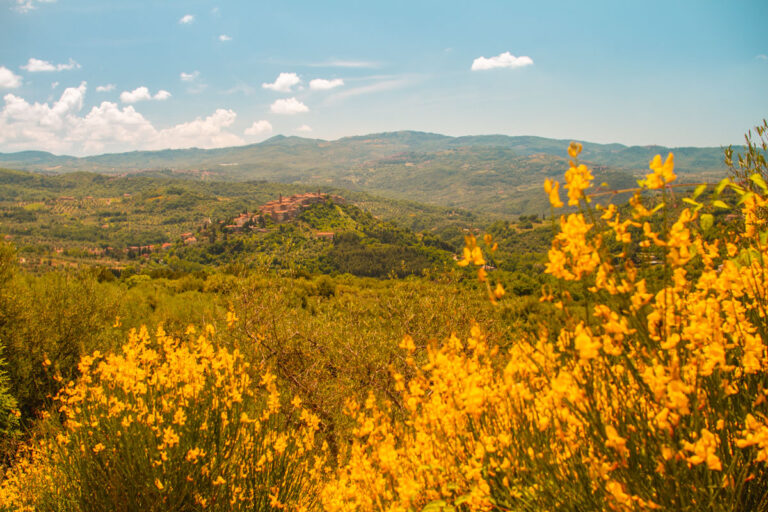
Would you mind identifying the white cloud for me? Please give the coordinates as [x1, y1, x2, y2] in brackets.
[96, 84, 115, 92]
[270, 97, 309, 115]
[0, 83, 88, 153]
[244, 120, 273, 136]
[180, 71, 200, 82]
[21, 58, 81, 72]
[153, 90, 171, 101]
[219, 34, 232, 42]
[51, 81, 59, 89]
[0, 67, 22, 89]
[0, 85, 244, 155]
[158, 109, 242, 148]
[262, 72, 300, 92]
[471, 51, 533, 71]
[296, 124, 312, 133]
[179, 14, 195, 24]
[309, 78, 344, 90]
[120, 86, 171, 103]
[12, 0, 56, 13]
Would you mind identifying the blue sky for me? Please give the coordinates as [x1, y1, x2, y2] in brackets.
[1, 0, 767, 155]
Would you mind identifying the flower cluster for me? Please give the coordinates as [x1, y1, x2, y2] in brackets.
[1, 325, 325, 511]
[324, 147, 768, 511]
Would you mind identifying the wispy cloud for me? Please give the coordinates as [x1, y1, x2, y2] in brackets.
[471, 51, 533, 71]
[324, 76, 413, 104]
[21, 58, 81, 72]
[0, 67, 22, 89]
[311, 59, 379, 69]
[180, 71, 200, 82]
[757, 54, 768, 61]
[179, 14, 195, 24]
[270, 97, 309, 115]
[120, 86, 171, 104]
[262, 72, 300, 92]
[96, 84, 115, 92]
[219, 34, 232, 42]
[309, 78, 344, 90]
[296, 124, 312, 133]
[222, 83, 256, 96]
[12, 0, 55, 13]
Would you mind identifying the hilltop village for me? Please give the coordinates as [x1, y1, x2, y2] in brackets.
[229, 192, 345, 227]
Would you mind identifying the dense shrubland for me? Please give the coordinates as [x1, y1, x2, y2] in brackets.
[2, 131, 768, 511]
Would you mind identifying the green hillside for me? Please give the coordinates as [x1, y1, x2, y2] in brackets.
[170, 200, 455, 278]
[0, 168, 476, 274]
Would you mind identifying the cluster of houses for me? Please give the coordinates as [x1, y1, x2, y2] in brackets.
[220, 192, 343, 237]
[223, 192, 345, 228]
[259, 192, 344, 222]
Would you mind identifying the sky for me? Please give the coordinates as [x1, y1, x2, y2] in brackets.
[0, 0, 767, 156]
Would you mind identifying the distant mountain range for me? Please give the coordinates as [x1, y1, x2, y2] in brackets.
[0, 131, 734, 217]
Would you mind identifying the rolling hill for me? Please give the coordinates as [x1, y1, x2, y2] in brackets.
[0, 131, 733, 217]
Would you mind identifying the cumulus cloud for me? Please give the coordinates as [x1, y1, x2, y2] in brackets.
[180, 71, 200, 82]
[309, 78, 344, 90]
[262, 72, 300, 92]
[471, 51, 533, 71]
[0, 84, 244, 155]
[158, 109, 242, 148]
[12, 0, 56, 13]
[270, 97, 309, 115]
[0, 67, 22, 89]
[219, 34, 232, 42]
[21, 58, 81, 72]
[179, 14, 195, 24]
[96, 84, 115, 92]
[153, 90, 171, 101]
[244, 120, 273, 136]
[296, 124, 312, 133]
[120, 86, 172, 104]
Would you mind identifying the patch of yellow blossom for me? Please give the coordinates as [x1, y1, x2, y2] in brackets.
[1, 324, 326, 511]
[326, 148, 768, 509]
[564, 163, 594, 205]
[641, 153, 676, 190]
[457, 234, 485, 267]
[544, 178, 564, 208]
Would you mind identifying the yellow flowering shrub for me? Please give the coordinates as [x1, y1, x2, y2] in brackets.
[322, 145, 768, 511]
[1, 324, 325, 511]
